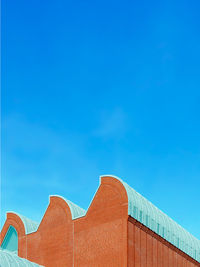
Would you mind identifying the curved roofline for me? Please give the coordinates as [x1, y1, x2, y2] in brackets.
[3, 174, 199, 263]
[100, 174, 123, 181]
[49, 195, 86, 220]
[7, 212, 39, 235]
[84, 174, 128, 217]
[100, 175, 200, 263]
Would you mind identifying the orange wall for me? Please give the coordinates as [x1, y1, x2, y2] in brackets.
[128, 217, 200, 267]
[1, 176, 199, 267]
[26, 196, 74, 267]
[74, 176, 128, 267]
[21, 176, 128, 267]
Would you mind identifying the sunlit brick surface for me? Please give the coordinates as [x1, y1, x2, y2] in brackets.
[1, 176, 199, 266]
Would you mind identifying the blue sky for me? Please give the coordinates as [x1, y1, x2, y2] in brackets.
[1, 0, 200, 239]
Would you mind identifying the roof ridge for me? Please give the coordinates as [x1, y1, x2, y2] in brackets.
[50, 195, 86, 220]
[103, 175, 200, 263]
[10, 212, 39, 234]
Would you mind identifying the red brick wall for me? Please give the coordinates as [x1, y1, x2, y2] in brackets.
[1, 176, 199, 267]
[0, 213, 27, 258]
[0, 176, 129, 267]
[26, 196, 74, 267]
[128, 217, 200, 267]
[74, 176, 128, 267]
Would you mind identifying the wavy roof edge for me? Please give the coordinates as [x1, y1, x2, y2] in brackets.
[101, 175, 200, 263]
[3, 175, 199, 263]
[8, 212, 39, 235]
[50, 195, 86, 220]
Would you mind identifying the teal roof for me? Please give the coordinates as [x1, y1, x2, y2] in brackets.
[0, 249, 43, 266]
[13, 213, 39, 234]
[51, 195, 86, 219]
[113, 176, 200, 263]
[66, 199, 86, 219]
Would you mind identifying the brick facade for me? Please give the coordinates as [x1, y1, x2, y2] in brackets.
[1, 176, 199, 266]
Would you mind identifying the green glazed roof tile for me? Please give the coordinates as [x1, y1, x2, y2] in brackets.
[51, 195, 86, 220]
[13, 213, 39, 234]
[0, 249, 43, 266]
[113, 176, 200, 263]
[65, 199, 86, 219]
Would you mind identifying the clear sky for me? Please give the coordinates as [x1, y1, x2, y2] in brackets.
[1, 0, 200, 239]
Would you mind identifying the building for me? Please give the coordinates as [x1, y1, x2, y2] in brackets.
[1, 175, 200, 266]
